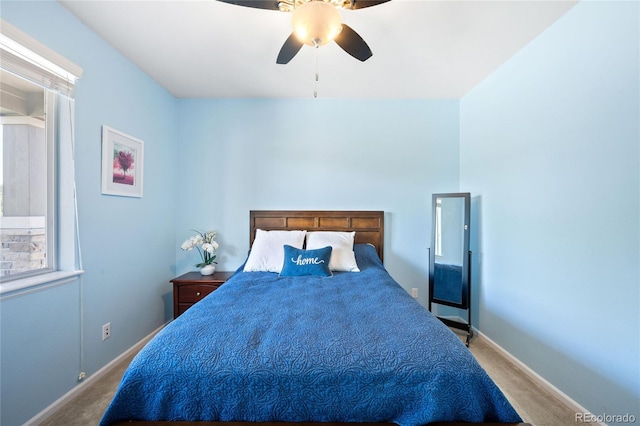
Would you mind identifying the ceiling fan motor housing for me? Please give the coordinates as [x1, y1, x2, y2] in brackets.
[291, 1, 343, 46]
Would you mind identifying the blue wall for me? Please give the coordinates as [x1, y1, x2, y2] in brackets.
[175, 99, 460, 297]
[0, 2, 178, 425]
[460, 0, 639, 419]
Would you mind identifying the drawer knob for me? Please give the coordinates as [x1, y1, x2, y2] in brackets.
[196, 292, 201, 296]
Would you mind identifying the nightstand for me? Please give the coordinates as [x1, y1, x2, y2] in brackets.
[171, 271, 234, 318]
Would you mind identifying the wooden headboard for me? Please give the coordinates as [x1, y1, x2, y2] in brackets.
[250, 210, 384, 261]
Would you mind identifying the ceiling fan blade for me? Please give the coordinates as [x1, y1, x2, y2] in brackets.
[216, 0, 280, 11]
[334, 24, 373, 62]
[348, 0, 391, 10]
[277, 33, 304, 64]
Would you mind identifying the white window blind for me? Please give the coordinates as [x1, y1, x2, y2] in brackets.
[0, 19, 83, 98]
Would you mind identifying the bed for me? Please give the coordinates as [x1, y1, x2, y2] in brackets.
[432, 263, 464, 304]
[101, 210, 525, 426]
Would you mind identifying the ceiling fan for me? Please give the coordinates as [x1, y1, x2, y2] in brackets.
[217, 0, 390, 64]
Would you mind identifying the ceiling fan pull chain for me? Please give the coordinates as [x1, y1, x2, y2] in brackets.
[314, 44, 319, 98]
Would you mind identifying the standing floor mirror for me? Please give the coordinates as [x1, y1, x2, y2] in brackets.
[428, 192, 473, 345]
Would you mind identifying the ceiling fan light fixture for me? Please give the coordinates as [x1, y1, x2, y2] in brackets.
[291, 1, 342, 47]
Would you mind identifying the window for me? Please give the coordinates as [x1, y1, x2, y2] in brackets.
[0, 71, 54, 278]
[434, 198, 442, 257]
[0, 19, 82, 285]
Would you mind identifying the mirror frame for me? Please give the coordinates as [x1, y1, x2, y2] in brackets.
[428, 192, 471, 309]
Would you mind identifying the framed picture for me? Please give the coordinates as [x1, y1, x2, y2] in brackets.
[101, 126, 144, 198]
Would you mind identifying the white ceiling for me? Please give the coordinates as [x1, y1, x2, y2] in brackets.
[58, 0, 577, 99]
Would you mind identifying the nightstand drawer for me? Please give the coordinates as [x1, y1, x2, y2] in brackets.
[178, 284, 219, 303]
[176, 303, 197, 317]
[171, 271, 234, 318]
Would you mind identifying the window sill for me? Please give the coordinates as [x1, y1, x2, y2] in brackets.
[0, 270, 84, 299]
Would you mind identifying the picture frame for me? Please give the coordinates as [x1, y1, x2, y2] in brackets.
[101, 126, 144, 198]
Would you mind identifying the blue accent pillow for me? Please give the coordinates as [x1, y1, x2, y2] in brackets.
[280, 245, 333, 277]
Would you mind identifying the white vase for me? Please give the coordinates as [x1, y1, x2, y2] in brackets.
[200, 264, 215, 275]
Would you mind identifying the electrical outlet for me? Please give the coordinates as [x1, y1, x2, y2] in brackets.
[411, 288, 419, 298]
[102, 322, 111, 341]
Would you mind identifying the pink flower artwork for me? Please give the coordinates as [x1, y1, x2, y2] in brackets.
[112, 143, 136, 186]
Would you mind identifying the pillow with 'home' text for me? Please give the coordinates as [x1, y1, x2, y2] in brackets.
[280, 245, 333, 277]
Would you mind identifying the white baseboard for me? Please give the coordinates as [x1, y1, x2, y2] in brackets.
[473, 328, 606, 426]
[26, 323, 166, 425]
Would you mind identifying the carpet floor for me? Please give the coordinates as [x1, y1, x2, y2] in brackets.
[39, 332, 596, 426]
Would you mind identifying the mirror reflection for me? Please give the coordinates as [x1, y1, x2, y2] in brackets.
[433, 196, 466, 305]
[429, 192, 470, 310]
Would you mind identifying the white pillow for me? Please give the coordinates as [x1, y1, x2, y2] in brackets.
[305, 231, 360, 272]
[243, 229, 307, 273]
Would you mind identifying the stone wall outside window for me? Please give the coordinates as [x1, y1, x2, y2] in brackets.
[0, 217, 46, 277]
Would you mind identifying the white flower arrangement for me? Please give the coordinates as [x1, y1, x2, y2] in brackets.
[181, 230, 219, 268]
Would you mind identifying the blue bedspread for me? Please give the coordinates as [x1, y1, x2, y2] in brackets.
[433, 263, 464, 305]
[100, 244, 521, 425]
